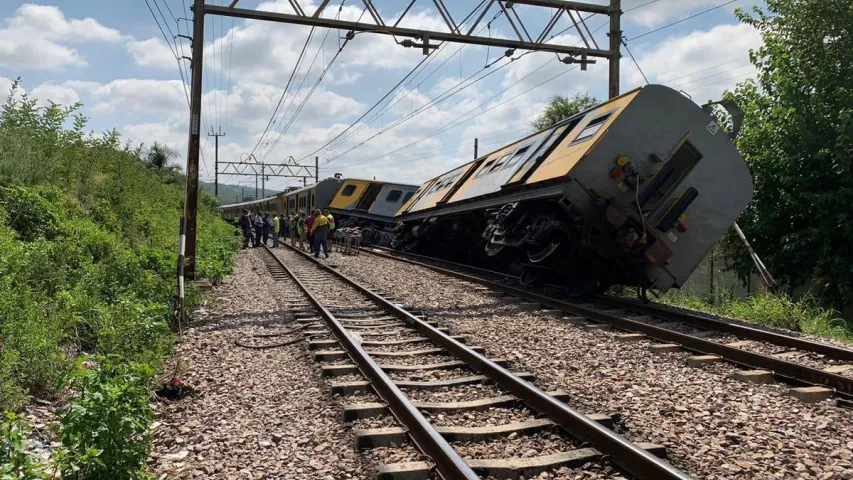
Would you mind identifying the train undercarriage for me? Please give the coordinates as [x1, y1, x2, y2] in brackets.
[391, 198, 660, 300]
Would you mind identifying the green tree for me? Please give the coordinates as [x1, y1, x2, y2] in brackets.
[722, 0, 853, 309]
[145, 142, 175, 170]
[530, 92, 599, 131]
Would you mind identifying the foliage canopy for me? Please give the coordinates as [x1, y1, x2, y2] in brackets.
[530, 92, 599, 131]
[722, 0, 853, 309]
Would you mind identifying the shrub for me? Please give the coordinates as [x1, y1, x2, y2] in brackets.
[0, 80, 238, 409]
[54, 357, 154, 480]
[0, 412, 48, 480]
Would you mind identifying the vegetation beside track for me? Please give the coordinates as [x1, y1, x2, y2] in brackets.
[0, 81, 239, 478]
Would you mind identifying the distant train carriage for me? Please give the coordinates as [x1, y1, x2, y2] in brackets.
[281, 177, 344, 218]
[327, 179, 419, 244]
[391, 85, 754, 299]
[219, 177, 413, 245]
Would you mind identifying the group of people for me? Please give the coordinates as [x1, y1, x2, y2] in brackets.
[238, 208, 335, 259]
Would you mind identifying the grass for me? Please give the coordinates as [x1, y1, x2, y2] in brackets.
[658, 289, 853, 343]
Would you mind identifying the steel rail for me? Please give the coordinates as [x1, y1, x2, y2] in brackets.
[281, 244, 693, 480]
[366, 246, 853, 362]
[597, 295, 853, 362]
[261, 245, 479, 480]
[359, 246, 853, 399]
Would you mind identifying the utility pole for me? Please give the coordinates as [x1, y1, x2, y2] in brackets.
[254, 174, 258, 199]
[608, 0, 622, 99]
[315, 157, 319, 183]
[474, 138, 478, 159]
[261, 165, 266, 198]
[208, 128, 225, 198]
[241, 186, 244, 201]
[182, 0, 204, 280]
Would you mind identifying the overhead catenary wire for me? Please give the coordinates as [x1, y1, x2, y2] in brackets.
[628, 0, 741, 41]
[248, 26, 317, 159]
[323, 0, 668, 171]
[307, 1, 500, 160]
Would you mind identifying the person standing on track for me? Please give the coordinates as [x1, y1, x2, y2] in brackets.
[290, 213, 299, 247]
[239, 209, 252, 249]
[253, 212, 264, 247]
[297, 212, 306, 250]
[310, 208, 330, 259]
[323, 208, 335, 252]
[272, 213, 280, 248]
[305, 210, 316, 253]
[261, 212, 270, 246]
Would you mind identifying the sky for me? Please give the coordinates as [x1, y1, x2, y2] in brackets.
[0, 0, 765, 199]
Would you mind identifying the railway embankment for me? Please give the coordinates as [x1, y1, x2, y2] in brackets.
[0, 90, 238, 478]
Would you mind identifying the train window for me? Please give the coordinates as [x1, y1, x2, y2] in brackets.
[570, 112, 613, 145]
[489, 153, 512, 173]
[640, 140, 703, 212]
[385, 190, 403, 202]
[476, 159, 496, 177]
[341, 184, 356, 196]
[402, 192, 414, 204]
[504, 145, 531, 168]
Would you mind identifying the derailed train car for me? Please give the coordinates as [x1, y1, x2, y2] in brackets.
[220, 177, 418, 245]
[327, 179, 418, 244]
[391, 85, 753, 298]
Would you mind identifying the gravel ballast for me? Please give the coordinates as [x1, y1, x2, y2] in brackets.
[329, 250, 853, 480]
[148, 249, 369, 480]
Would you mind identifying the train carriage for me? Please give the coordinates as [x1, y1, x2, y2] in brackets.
[327, 179, 418, 244]
[392, 85, 753, 298]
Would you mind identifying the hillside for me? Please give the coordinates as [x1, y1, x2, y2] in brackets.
[200, 180, 280, 204]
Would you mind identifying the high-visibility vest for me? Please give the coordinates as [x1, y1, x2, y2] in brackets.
[327, 214, 335, 229]
[273, 217, 280, 233]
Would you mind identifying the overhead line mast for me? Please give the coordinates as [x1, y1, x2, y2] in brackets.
[182, 0, 623, 280]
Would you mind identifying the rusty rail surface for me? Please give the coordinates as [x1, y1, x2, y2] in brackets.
[360, 245, 853, 399]
[279, 244, 692, 480]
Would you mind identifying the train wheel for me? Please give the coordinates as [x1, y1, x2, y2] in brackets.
[401, 238, 419, 252]
[485, 241, 505, 257]
[527, 234, 562, 263]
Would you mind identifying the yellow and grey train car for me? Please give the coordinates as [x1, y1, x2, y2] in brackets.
[326, 179, 419, 244]
[391, 85, 753, 298]
[219, 177, 417, 244]
[281, 177, 345, 218]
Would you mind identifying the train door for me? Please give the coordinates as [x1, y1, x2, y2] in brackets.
[354, 183, 383, 210]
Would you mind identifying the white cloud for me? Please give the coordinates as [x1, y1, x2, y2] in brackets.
[126, 37, 177, 70]
[30, 83, 80, 106]
[628, 23, 761, 99]
[77, 79, 188, 116]
[0, 4, 126, 70]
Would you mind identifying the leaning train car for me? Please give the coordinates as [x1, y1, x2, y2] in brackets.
[391, 85, 753, 298]
[281, 177, 345, 218]
[326, 179, 419, 245]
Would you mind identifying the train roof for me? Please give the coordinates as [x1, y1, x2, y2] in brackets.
[344, 178, 420, 189]
[220, 193, 282, 209]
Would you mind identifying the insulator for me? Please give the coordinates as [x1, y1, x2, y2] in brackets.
[505, 48, 515, 57]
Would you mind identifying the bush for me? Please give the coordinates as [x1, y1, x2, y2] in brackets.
[0, 412, 47, 480]
[54, 357, 154, 480]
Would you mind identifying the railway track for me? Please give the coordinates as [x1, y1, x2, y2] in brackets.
[359, 245, 853, 409]
[259, 243, 691, 480]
